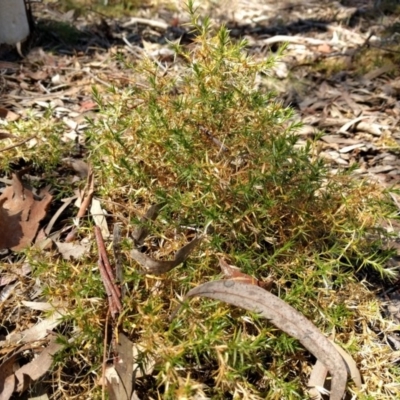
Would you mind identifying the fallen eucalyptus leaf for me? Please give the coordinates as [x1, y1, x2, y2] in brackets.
[0, 310, 64, 346]
[173, 280, 348, 400]
[132, 203, 164, 246]
[131, 236, 203, 274]
[105, 332, 134, 400]
[308, 340, 361, 399]
[330, 341, 362, 389]
[14, 337, 63, 393]
[308, 359, 328, 400]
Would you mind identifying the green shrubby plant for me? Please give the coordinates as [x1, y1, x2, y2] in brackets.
[82, 2, 400, 398]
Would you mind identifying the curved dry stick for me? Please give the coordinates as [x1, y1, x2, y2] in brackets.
[173, 280, 348, 400]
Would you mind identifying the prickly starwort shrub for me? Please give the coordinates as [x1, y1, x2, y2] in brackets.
[84, 2, 398, 398]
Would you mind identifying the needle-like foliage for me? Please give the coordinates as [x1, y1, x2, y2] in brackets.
[34, 2, 400, 398]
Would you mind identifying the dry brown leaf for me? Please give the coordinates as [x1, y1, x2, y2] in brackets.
[55, 240, 90, 260]
[90, 198, 110, 238]
[62, 158, 89, 178]
[26, 70, 48, 81]
[338, 116, 369, 134]
[0, 174, 52, 251]
[0, 374, 15, 400]
[0, 107, 9, 120]
[0, 263, 31, 286]
[14, 337, 63, 393]
[131, 236, 203, 274]
[308, 359, 328, 400]
[132, 203, 164, 246]
[106, 332, 134, 400]
[219, 258, 273, 290]
[0, 131, 16, 140]
[173, 280, 348, 400]
[3, 110, 19, 122]
[317, 43, 332, 54]
[330, 341, 362, 389]
[0, 353, 18, 400]
[0, 311, 63, 346]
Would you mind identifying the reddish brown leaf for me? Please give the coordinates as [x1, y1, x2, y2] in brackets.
[0, 174, 52, 251]
[0, 108, 9, 119]
[79, 100, 98, 111]
[0, 353, 17, 400]
[219, 258, 273, 289]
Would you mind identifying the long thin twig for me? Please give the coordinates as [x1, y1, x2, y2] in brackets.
[95, 226, 121, 297]
[0, 135, 37, 152]
[113, 223, 126, 298]
[65, 167, 95, 242]
[102, 309, 110, 400]
[98, 257, 119, 317]
[95, 226, 122, 317]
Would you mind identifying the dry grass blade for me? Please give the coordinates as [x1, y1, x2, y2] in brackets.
[174, 280, 348, 400]
[131, 236, 204, 274]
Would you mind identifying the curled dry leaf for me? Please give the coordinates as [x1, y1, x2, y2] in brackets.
[173, 280, 348, 400]
[330, 341, 362, 389]
[0, 173, 52, 251]
[219, 258, 273, 290]
[308, 344, 363, 400]
[132, 203, 165, 246]
[131, 203, 202, 274]
[131, 236, 203, 274]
